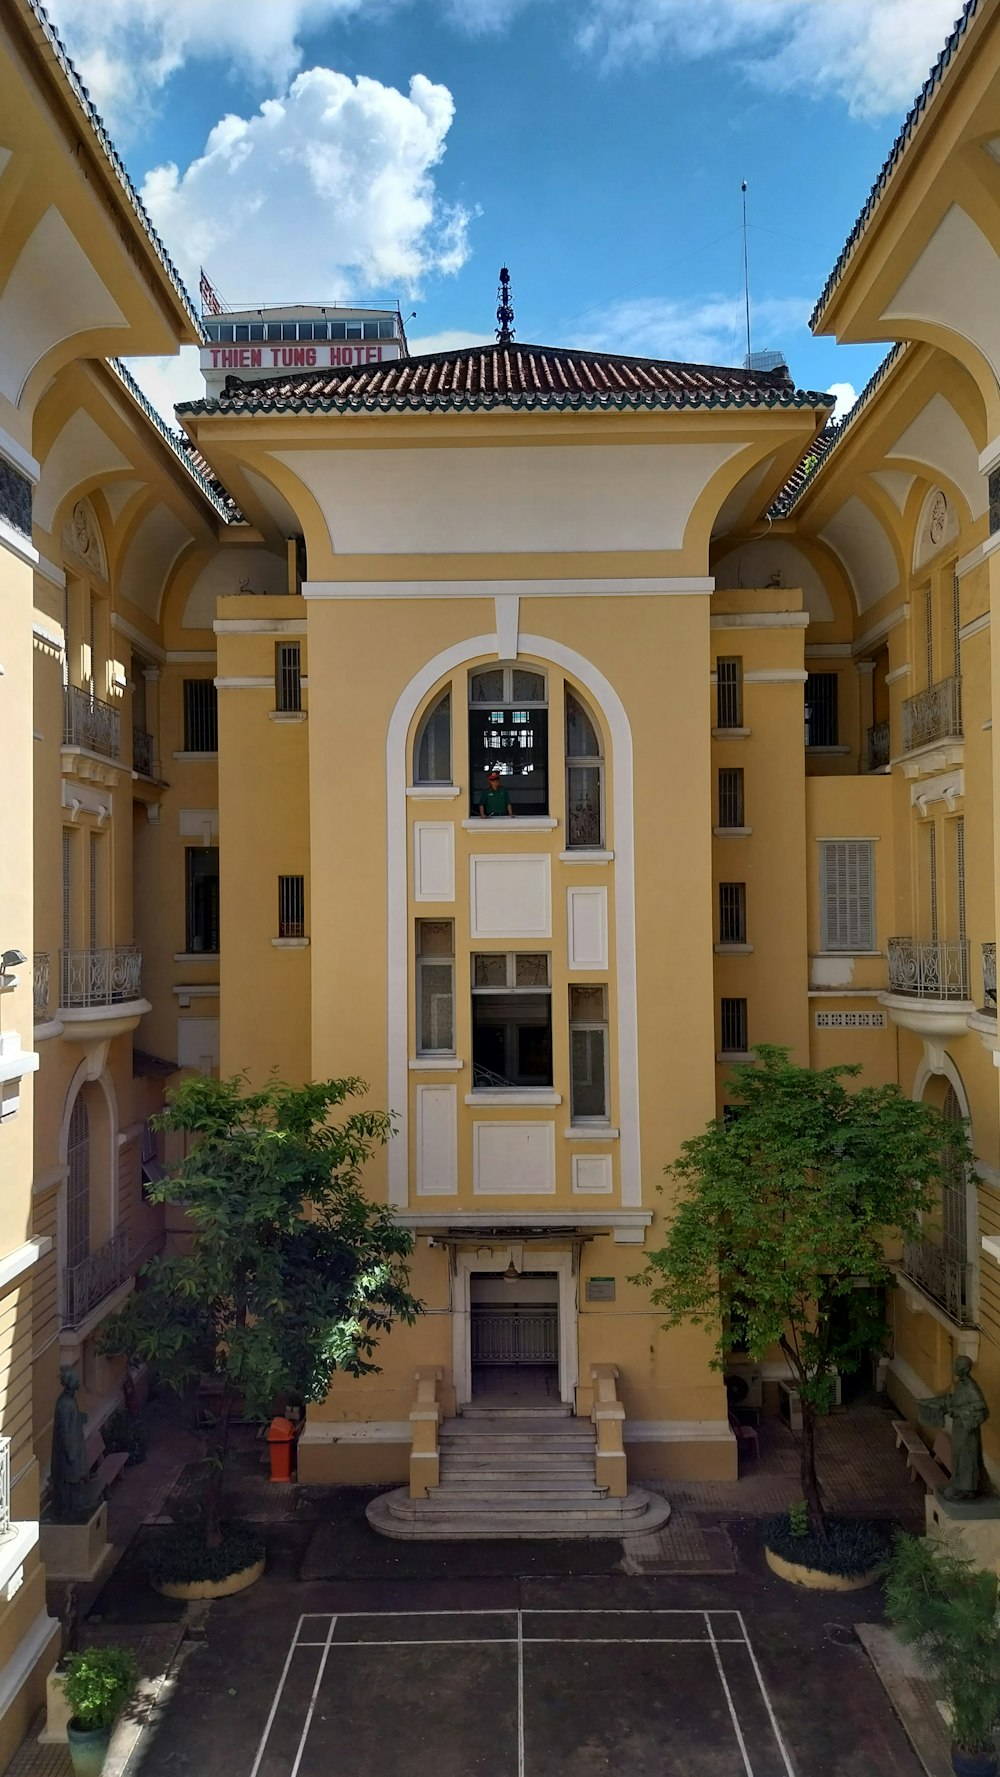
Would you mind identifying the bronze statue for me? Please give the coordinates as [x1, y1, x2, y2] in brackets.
[919, 1355, 990, 1502]
[50, 1369, 92, 1520]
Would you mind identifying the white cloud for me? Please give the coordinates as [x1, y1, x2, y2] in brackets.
[408, 329, 494, 353]
[123, 348, 203, 428]
[570, 293, 811, 367]
[574, 0, 963, 119]
[827, 382, 858, 422]
[139, 68, 471, 305]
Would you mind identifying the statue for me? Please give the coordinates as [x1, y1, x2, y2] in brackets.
[919, 1355, 990, 1502]
[50, 1369, 93, 1521]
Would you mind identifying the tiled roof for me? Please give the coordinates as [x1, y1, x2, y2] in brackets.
[769, 344, 909, 517]
[21, 1, 202, 339]
[812, 0, 981, 327]
[107, 361, 241, 524]
[177, 342, 835, 418]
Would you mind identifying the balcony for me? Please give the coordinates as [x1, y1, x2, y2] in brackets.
[967, 941, 1000, 1060]
[901, 675, 962, 763]
[900, 1240, 976, 1331]
[866, 719, 889, 773]
[880, 937, 974, 1041]
[983, 942, 996, 1010]
[57, 947, 150, 1053]
[62, 1229, 130, 1331]
[33, 952, 49, 1021]
[63, 685, 121, 761]
[133, 726, 154, 778]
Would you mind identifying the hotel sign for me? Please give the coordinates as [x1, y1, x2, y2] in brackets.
[200, 341, 404, 373]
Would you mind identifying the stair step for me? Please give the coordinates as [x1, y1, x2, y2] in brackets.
[459, 1404, 573, 1419]
[367, 1488, 673, 1541]
[409, 1491, 640, 1517]
[435, 1478, 607, 1495]
[441, 1428, 595, 1443]
[440, 1464, 597, 1479]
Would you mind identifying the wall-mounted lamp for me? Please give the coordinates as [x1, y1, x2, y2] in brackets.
[0, 949, 27, 992]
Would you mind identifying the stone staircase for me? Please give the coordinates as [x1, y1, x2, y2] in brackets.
[365, 1401, 672, 1540]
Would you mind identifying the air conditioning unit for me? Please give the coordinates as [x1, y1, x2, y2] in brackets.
[779, 1376, 842, 1431]
[725, 1366, 763, 1411]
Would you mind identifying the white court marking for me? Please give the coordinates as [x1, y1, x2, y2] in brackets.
[248, 1608, 796, 1777]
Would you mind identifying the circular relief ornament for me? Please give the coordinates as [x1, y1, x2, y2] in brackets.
[929, 491, 947, 546]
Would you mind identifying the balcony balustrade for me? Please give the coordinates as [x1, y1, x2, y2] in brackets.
[62, 1229, 130, 1330]
[132, 726, 154, 777]
[33, 952, 49, 1020]
[63, 685, 121, 760]
[901, 674, 962, 753]
[60, 946, 142, 1009]
[901, 1240, 975, 1328]
[983, 942, 996, 1010]
[866, 719, 890, 772]
[887, 936, 970, 1001]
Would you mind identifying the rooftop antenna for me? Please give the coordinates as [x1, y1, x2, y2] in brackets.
[496, 265, 515, 345]
[741, 181, 751, 366]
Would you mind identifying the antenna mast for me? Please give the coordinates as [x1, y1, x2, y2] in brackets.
[741, 180, 751, 366]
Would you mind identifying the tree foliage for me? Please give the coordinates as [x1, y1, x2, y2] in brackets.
[886, 1532, 1000, 1754]
[639, 1047, 968, 1534]
[102, 1074, 420, 1543]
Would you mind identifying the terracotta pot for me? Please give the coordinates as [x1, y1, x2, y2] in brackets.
[66, 1720, 111, 1776]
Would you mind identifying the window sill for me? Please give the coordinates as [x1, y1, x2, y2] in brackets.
[465, 1089, 562, 1105]
[806, 744, 851, 755]
[462, 817, 558, 831]
[712, 726, 750, 739]
[716, 1050, 755, 1063]
[172, 751, 218, 762]
[407, 784, 462, 800]
[713, 826, 752, 837]
[564, 1125, 620, 1140]
[410, 1057, 465, 1070]
[714, 943, 754, 954]
[559, 849, 614, 864]
[174, 952, 219, 964]
[172, 984, 220, 1001]
[272, 937, 310, 948]
[268, 710, 307, 723]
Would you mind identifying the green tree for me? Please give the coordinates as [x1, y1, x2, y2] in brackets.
[101, 1074, 419, 1545]
[639, 1047, 967, 1536]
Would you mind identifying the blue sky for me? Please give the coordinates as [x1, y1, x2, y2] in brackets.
[46, 0, 967, 423]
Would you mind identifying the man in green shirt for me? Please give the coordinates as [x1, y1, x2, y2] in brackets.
[479, 768, 513, 817]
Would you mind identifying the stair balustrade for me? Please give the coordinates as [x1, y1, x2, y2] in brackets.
[590, 1363, 627, 1499]
[409, 1366, 443, 1499]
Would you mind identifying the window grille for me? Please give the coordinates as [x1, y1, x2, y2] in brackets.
[955, 817, 966, 945]
[415, 692, 452, 783]
[717, 768, 745, 829]
[928, 824, 939, 941]
[468, 665, 548, 817]
[952, 572, 961, 678]
[472, 951, 552, 1088]
[925, 584, 934, 689]
[718, 882, 747, 945]
[66, 1092, 90, 1272]
[941, 1083, 968, 1270]
[416, 921, 454, 1054]
[820, 840, 875, 952]
[569, 984, 608, 1121]
[804, 673, 838, 746]
[278, 875, 305, 939]
[183, 679, 218, 752]
[565, 690, 603, 848]
[275, 642, 302, 713]
[89, 833, 100, 950]
[62, 829, 72, 951]
[720, 998, 748, 1055]
[716, 658, 743, 729]
[185, 848, 220, 953]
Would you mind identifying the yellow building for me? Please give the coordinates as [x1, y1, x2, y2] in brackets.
[6, 0, 1000, 1753]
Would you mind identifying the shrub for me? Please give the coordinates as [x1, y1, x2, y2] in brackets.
[885, 1532, 1000, 1755]
[101, 1410, 147, 1466]
[764, 1512, 887, 1578]
[145, 1522, 264, 1585]
[61, 1647, 138, 1732]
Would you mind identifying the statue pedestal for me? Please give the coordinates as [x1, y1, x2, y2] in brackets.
[37, 1669, 71, 1744]
[40, 1501, 109, 1582]
[925, 1489, 1000, 1572]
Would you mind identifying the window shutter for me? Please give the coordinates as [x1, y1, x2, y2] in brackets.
[821, 841, 874, 952]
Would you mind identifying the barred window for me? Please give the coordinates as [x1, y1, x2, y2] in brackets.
[820, 840, 874, 952]
[66, 1092, 91, 1271]
[569, 984, 608, 1122]
[416, 921, 454, 1054]
[718, 882, 746, 945]
[185, 847, 220, 953]
[805, 673, 838, 747]
[278, 875, 305, 939]
[720, 998, 748, 1055]
[275, 642, 302, 713]
[716, 657, 743, 729]
[183, 679, 218, 752]
[718, 768, 745, 829]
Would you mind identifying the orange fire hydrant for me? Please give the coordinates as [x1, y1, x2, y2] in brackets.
[266, 1416, 297, 1483]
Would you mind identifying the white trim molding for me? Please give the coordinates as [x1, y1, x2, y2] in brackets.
[213, 618, 306, 634]
[0, 1605, 58, 1722]
[306, 577, 714, 600]
[885, 664, 911, 686]
[0, 1236, 52, 1293]
[743, 669, 808, 684]
[710, 611, 809, 630]
[451, 1246, 577, 1405]
[0, 424, 39, 482]
[851, 603, 910, 658]
[959, 611, 990, 643]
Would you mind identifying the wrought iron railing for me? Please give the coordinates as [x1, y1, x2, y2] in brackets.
[133, 726, 154, 777]
[59, 946, 142, 1009]
[983, 942, 996, 1010]
[63, 685, 121, 759]
[887, 937, 970, 1000]
[62, 1229, 130, 1329]
[867, 719, 890, 772]
[901, 675, 962, 752]
[0, 1435, 9, 1538]
[471, 1309, 558, 1365]
[33, 953, 49, 1021]
[901, 1241, 975, 1327]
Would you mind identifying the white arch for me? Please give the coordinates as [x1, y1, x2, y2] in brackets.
[385, 630, 640, 1208]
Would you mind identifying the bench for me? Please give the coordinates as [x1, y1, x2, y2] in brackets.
[892, 1419, 950, 1492]
[83, 1426, 130, 1498]
[729, 1413, 759, 1464]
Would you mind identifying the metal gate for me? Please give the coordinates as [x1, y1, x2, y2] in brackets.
[471, 1307, 558, 1365]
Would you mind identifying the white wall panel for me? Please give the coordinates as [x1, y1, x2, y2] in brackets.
[415, 1084, 457, 1195]
[567, 885, 608, 970]
[473, 1122, 556, 1194]
[414, 821, 455, 902]
[176, 1018, 219, 1074]
[571, 1153, 614, 1195]
[471, 855, 551, 938]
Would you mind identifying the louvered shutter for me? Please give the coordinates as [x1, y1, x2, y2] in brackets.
[821, 841, 874, 952]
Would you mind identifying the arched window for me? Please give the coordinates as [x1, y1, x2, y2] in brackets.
[66, 1091, 91, 1272]
[565, 690, 603, 848]
[941, 1083, 968, 1274]
[414, 691, 452, 784]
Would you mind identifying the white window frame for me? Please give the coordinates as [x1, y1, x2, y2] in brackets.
[819, 839, 876, 953]
[416, 920, 456, 1055]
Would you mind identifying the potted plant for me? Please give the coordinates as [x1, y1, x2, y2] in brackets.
[61, 1646, 138, 1776]
[886, 1532, 1000, 1776]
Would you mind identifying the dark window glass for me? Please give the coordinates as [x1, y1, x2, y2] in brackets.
[805, 673, 839, 746]
[717, 767, 744, 829]
[186, 848, 220, 953]
[249, 323, 264, 341]
[278, 875, 305, 938]
[415, 692, 451, 783]
[469, 708, 548, 816]
[716, 658, 743, 728]
[183, 680, 218, 752]
[720, 998, 748, 1054]
[235, 324, 250, 341]
[719, 883, 747, 945]
[472, 992, 552, 1088]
